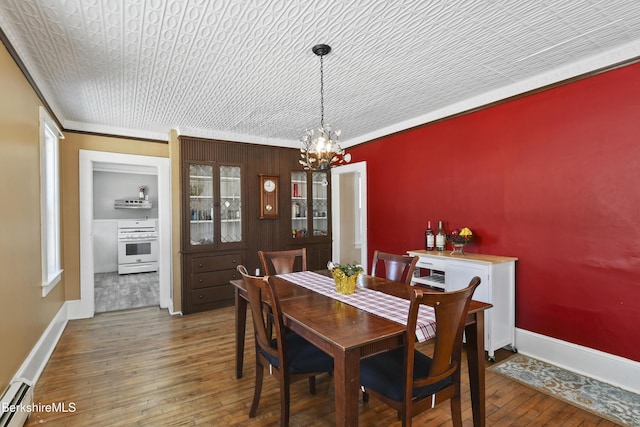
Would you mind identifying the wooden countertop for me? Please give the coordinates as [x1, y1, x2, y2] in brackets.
[407, 249, 518, 264]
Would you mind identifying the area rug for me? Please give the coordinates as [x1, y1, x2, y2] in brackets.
[489, 354, 640, 426]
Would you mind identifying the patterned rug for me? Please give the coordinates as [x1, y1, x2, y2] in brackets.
[489, 354, 640, 426]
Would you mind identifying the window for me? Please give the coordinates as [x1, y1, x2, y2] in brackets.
[40, 107, 64, 296]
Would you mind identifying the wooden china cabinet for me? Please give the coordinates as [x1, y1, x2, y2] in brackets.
[179, 137, 333, 313]
[181, 143, 245, 314]
[288, 169, 332, 269]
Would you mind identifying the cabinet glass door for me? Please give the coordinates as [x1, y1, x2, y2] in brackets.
[220, 165, 242, 243]
[291, 171, 307, 238]
[189, 163, 214, 245]
[311, 171, 329, 237]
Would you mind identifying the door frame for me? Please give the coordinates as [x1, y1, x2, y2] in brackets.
[71, 150, 172, 319]
[331, 161, 368, 273]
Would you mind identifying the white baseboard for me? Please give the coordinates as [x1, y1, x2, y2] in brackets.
[13, 302, 70, 385]
[167, 305, 182, 316]
[515, 328, 640, 394]
[66, 298, 93, 320]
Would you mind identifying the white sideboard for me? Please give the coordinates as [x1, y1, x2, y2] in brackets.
[407, 249, 518, 360]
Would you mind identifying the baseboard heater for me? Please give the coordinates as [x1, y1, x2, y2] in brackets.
[0, 381, 33, 427]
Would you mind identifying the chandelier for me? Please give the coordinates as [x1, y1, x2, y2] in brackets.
[299, 44, 350, 171]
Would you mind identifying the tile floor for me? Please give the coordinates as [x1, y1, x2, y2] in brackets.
[94, 271, 159, 313]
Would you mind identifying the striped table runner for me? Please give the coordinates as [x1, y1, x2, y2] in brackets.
[277, 271, 436, 342]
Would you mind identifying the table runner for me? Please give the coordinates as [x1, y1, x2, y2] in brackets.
[277, 271, 436, 342]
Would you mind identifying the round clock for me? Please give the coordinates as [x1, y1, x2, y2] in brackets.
[263, 179, 276, 192]
[260, 175, 279, 218]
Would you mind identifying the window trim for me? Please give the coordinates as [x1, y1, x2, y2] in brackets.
[39, 107, 64, 297]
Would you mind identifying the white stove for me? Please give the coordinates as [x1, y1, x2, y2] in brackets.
[117, 220, 158, 274]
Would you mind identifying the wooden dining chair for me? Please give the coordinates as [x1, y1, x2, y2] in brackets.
[360, 277, 481, 427]
[371, 250, 419, 284]
[258, 248, 307, 275]
[237, 265, 333, 427]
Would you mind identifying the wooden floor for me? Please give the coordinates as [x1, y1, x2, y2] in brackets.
[26, 306, 618, 426]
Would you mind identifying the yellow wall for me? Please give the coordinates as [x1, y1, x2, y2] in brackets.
[61, 133, 169, 302]
[168, 129, 182, 312]
[0, 43, 65, 389]
[0, 40, 173, 390]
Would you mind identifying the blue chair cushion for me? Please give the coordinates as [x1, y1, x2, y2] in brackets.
[259, 333, 334, 375]
[360, 347, 452, 402]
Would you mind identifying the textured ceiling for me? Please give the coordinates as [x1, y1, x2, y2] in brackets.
[1, 1, 639, 148]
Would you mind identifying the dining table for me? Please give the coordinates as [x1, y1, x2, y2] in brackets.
[231, 271, 492, 427]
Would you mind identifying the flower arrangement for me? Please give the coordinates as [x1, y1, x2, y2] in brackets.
[447, 227, 473, 244]
[328, 261, 363, 294]
[447, 227, 473, 254]
[328, 261, 363, 277]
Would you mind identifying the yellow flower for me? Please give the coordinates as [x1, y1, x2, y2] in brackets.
[459, 227, 473, 237]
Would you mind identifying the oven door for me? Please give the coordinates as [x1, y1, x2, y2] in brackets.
[118, 239, 158, 264]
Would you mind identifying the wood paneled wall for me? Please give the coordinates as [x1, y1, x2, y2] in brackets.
[180, 136, 331, 275]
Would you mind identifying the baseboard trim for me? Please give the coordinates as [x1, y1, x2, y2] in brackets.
[66, 298, 92, 320]
[13, 302, 70, 385]
[515, 328, 640, 394]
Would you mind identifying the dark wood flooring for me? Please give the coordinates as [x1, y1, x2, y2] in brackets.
[26, 306, 618, 426]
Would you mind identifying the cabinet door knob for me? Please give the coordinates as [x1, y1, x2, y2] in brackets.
[199, 279, 203, 283]
[198, 295, 203, 299]
[232, 259, 237, 264]
[198, 263, 203, 268]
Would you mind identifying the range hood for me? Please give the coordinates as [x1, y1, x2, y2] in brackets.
[114, 199, 152, 209]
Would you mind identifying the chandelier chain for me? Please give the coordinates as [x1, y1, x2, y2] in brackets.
[320, 53, 325, 128]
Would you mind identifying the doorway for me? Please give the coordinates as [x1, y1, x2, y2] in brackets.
[331, 162, 368, 273]
[72, 150, 172, 319]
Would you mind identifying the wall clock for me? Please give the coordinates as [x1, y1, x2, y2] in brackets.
[259, 174, 279, 219]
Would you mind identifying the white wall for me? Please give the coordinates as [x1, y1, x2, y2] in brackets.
[93, 170, 159, 219]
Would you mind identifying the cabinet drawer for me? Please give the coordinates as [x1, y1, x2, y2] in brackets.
[416, 257, 446, 271]
[192, 268, 240, 290]
[191, 284, 235, 306]
[191, 253, 242, 273]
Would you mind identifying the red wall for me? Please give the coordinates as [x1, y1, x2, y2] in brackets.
[349, 62, 640, 362]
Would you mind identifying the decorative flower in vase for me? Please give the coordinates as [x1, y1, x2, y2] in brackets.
[327, 261, 363, 294]
[447, 227, 474, 254]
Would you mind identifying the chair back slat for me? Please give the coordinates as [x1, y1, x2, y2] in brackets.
[371, 250, 418, 284]
[237, 265, 284, 362]
[406, 277, 480, 393]
[259, 248, 307, 275]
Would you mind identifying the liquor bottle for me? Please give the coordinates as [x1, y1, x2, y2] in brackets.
[435, 220, 446, 251]
[425, 221, 435, 251]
